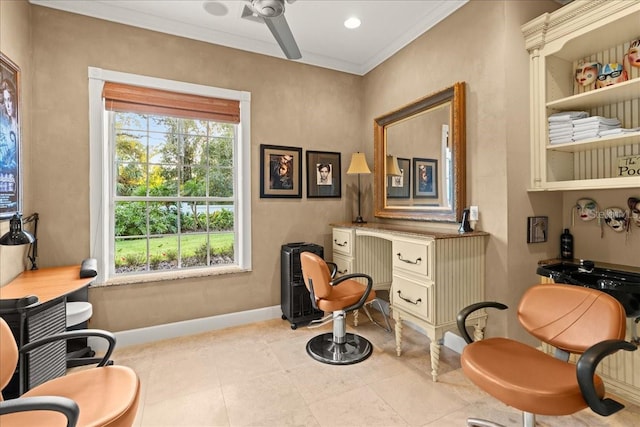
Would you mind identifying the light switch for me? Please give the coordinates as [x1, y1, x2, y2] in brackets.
[469, 206, 479, 221]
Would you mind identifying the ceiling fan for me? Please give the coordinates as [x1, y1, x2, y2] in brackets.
[241, 0, 302, 60]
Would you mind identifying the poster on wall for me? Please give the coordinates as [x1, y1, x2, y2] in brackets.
[0, 53, 20, 219]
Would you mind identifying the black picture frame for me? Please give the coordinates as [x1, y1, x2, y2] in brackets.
[387, 157, 410, 199]
[413, 158, 438, 198]
[260, 144, 302, 198]
[527, 216, 548, 243]
[306, 150, 341, 198]
[0, 53, 21, 219]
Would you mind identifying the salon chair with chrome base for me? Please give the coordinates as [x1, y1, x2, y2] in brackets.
[300, 251, 377, 365]
[457, 283, 637, 427]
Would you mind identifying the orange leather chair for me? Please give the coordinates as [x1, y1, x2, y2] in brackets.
[300, 251, 375, 365]
[456, 284, 637, 427]
[0, 317, 140, 427]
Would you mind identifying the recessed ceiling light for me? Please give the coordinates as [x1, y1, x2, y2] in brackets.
[203, 1, 229, 17]
[344, 17, 361, 29]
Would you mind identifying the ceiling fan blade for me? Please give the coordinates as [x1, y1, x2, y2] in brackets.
[263, 14, 301, 60]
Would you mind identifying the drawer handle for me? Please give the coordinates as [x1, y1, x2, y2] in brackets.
[337, 269, 348, 274]
[397, 290, 422, 305]
[397, 253, 422, 265]
[334, 239, 348, 247]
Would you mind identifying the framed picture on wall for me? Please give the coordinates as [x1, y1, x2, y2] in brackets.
[387, 157, 410, 199]
[260, 144, 302, 198]
[306, 150, 341, 198]
[527, 216, 548, 243]
[0, 53, 21, 219]
[413, 158, 438, 198]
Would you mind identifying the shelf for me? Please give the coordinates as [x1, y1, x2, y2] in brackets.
[529, 175, 640, 192]
[551, 6, 640, 61]
[525, 1, 640, 192]
[546, 78, 640, 111]
[546, 131, 640, 153]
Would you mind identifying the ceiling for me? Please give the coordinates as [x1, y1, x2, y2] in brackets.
[29, 0, 469, 75]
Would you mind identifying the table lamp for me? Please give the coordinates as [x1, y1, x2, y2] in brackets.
[347, 152, 371, 223]
[0, 212, 39, 270]
[386, 155, 402, 176]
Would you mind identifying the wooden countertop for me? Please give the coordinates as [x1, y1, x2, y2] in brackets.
[330, 222, 489, 239]
[0, 266, 95, 304]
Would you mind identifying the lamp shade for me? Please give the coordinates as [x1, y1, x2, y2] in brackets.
[347, 152, 371, 175]
[0, 214, 35, 246]
[386, 155, 402, 176]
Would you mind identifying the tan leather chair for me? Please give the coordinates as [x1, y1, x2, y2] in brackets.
[456, 283, 637, 427]
[0, 317, 140, 427]
[300, 251, 376, 365]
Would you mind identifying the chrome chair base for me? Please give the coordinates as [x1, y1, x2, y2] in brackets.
[306, 332, 372, 365]
[362, 298, 392, 332]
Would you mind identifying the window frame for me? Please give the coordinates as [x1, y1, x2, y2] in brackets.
[89, 67, 252, 285]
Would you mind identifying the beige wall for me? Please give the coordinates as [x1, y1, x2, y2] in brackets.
[362, 0, 561, 341]
[5, 4, 362, 331]
[0, 0, 32, 283]
[6, 1, 634, 339]
[563, 189, 640, 265]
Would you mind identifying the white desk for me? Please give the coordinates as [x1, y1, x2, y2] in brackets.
[331, 222, 489, 381]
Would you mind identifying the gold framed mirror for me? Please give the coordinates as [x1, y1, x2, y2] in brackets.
[374, 82, 466, 222]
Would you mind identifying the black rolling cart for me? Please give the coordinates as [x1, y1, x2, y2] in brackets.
[281, 242, 324, 329]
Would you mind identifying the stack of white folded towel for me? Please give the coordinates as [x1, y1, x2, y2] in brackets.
[548, 111, 588, 144]
[548, 112, 626, 144]
[600, 126, 640, 136]
[572, 116, 621, 141]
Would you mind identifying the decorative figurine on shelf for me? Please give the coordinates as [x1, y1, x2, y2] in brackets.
[575, 60, 601, 87]
[596, 63, 628, 88]
[603, 207, 628, 233]
[628, 197, 640, 228]
[625, 39, 640, 68]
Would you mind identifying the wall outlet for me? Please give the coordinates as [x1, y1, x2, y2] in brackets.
[469, 205, 479, 221]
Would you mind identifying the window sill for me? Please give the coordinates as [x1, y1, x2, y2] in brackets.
[91, 266, 251, 288]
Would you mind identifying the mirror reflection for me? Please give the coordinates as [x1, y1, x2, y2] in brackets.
[374, 82, 466, 222]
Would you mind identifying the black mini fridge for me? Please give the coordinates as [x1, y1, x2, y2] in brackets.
[281, 242, 324, 329]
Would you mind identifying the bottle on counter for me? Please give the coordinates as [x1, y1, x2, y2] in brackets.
[560, 228, 574, 259]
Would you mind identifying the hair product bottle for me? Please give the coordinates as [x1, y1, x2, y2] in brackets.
[560, 228, 574, 259]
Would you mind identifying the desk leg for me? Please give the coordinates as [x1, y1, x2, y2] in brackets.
[473, 317, 487, 342]
[430, 340, 441, 382]
[394, 313, 403, 356]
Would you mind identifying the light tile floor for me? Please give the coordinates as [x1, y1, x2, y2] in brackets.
[112, 313, 640, 427]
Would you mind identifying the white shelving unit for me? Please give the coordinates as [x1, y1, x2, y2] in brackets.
[522, 0, 640, 191]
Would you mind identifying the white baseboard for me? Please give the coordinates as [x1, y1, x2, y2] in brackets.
[89, 305, 281, 351]
[443, 331, 467, 354]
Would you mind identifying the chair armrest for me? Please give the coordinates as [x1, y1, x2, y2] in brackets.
[576, 339, 637, 416]
[0, 396, 79, 427]
[20, 329, 116, 367]
[331, 273, 373, 313]
[326, 262, 338, 279]
[456, 301, 508, 344]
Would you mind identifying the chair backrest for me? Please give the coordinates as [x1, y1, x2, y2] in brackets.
[518, 284, 626, 354]
[300, 251, 332, 299]
[0, 317, 19, 400]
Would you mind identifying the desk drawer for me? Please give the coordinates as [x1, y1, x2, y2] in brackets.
[392, 238, 432, 278]
[332, 228, 353, 256]
[332, 253, 353, 277]
[391, 275, 432, 321]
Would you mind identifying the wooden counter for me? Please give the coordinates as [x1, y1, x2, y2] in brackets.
[0, 265, 94, 303]
[0, 265, 95, 397]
